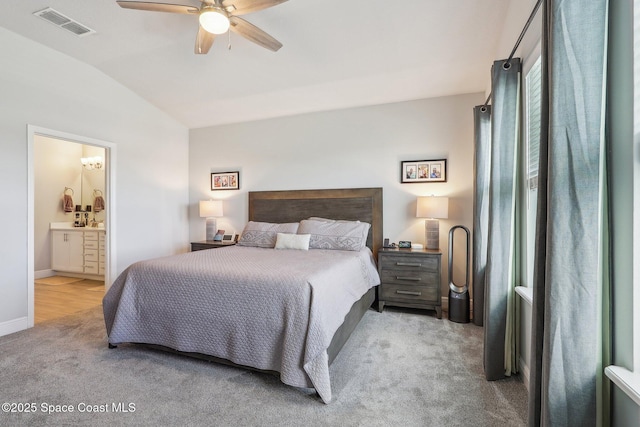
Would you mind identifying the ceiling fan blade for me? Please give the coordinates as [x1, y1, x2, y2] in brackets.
[116, 1, 199, 14]
[222, 0, 288, 16]
[229, 16, 282, 51]
[195, 25, 215, 54]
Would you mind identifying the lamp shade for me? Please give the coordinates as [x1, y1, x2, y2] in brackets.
[416, 196, 449, 219]
[199, 9, 230, 34]
[199, 200, 223, 218]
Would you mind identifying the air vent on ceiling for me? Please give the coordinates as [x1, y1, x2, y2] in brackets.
[33, 7, 96, 37]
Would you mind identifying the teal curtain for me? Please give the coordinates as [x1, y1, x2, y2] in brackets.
[483, 58, 521, 380]
[528, 0, 609, 425]
[472, 105, 491, 326]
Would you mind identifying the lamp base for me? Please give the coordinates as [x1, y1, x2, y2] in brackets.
[205, 218, 217, 241]
[425, 219, 440, 250]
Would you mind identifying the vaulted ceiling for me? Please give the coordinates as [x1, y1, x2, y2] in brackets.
[0, 1, 511, 128]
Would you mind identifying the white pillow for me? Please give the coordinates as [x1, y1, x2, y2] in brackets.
[275, 233, 310, 250]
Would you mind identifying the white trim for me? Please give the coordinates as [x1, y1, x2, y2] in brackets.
[633, 0, 640, 385]
[27, 127, 35, 328]
[605, 366, 640, 406]
[34, 269, 55, 279]
[515, 286, 533, 305]
[0, 317, 28, 337]
[27, 125, 117, 329]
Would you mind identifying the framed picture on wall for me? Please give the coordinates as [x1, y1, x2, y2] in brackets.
[211, 171, 240, 190]
[401, 159, 447, 183]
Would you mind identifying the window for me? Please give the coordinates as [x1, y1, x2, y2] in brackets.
[603, 0, 640, 407]
[523, 55, 542, 288]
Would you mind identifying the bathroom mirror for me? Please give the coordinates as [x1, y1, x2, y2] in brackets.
[80, 146, 106, 225]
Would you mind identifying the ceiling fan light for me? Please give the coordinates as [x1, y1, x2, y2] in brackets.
[199, 9, 230, 35]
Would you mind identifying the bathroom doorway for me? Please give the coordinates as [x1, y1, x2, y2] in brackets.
[27, 126, 116, 328]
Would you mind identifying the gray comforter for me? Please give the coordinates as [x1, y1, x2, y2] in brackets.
[103, 245, 380, 403]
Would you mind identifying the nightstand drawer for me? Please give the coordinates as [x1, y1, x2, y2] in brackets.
[380, 270, 438, 286]
[379, 254, 438, 272]
[380, 284, 439, 304]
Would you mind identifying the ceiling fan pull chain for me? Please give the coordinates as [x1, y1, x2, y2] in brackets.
[228, 30, 232, 50]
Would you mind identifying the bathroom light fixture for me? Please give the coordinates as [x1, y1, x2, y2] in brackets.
[199, 7, 230, 34]
[199, 200, 223, 241]
[416, 196, 449, 250]
[81, 156, 103, 170]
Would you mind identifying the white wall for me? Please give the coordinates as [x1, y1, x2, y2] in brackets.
[189, 93, 483, 300]
[0, 27, 189, 336]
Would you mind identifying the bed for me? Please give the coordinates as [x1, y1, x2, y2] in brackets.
[103, 188, 383, 403]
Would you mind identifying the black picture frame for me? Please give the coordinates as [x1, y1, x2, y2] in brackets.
[401, 159, 447, 183]
[211, 171, 240, 190]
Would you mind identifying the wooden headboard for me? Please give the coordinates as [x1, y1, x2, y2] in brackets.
[248, 188, 383, 257]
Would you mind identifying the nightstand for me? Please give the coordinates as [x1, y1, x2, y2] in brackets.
[191, 241, 236, 251]
[377, 248, 442, 318]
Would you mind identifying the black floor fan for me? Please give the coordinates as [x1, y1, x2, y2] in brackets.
[448, 225, 470, 323]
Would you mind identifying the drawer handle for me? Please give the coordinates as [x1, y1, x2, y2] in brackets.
[396, 276, 421, 281]
[396, 262, 422, 267]
[396, 290, 422, 296]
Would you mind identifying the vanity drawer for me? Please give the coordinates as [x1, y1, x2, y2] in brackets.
[84, 261, 99, 274]
[84, 239, 99, 250]
[84, 249, 99, 262]
[84, 231, 99, 241]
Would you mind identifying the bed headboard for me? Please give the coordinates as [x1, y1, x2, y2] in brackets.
[248, 188, 383, 257]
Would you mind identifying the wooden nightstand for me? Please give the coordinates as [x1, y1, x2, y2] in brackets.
[191, 241, 236, 251]
[377, 248, 442, 318]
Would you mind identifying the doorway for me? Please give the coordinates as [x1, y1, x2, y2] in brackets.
[27, 125, 116, 328]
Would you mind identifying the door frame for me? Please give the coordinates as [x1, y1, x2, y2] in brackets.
[27, 125, 117, 328]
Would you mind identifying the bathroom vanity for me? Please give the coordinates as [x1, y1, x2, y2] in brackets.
[50, 223, 105, 277]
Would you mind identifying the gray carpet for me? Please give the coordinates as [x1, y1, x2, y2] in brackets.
[0, 305, 527, 426]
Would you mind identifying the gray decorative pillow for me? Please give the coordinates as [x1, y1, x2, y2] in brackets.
[298, 218, 370, 251]
[237, 221, 299, 248]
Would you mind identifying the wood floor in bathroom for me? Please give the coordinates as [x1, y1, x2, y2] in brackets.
[34, 276, 104, 324]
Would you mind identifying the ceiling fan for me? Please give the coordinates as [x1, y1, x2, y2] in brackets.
[116, 0, 287, 54]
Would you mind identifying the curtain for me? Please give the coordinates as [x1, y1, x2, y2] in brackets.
[483, 58, 522, 380]
[528, 0, 609, 425]
[472, 105, 491, 326]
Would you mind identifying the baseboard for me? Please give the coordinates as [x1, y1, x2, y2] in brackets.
[519, 356, 530, 391]
[50, 271, 105, 280]
[0, 316, 29, 337]
[35, 269, 55, 279]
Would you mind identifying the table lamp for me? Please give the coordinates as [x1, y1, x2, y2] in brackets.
[416, 196, 449, 250]
[199, 200, 223, 241]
